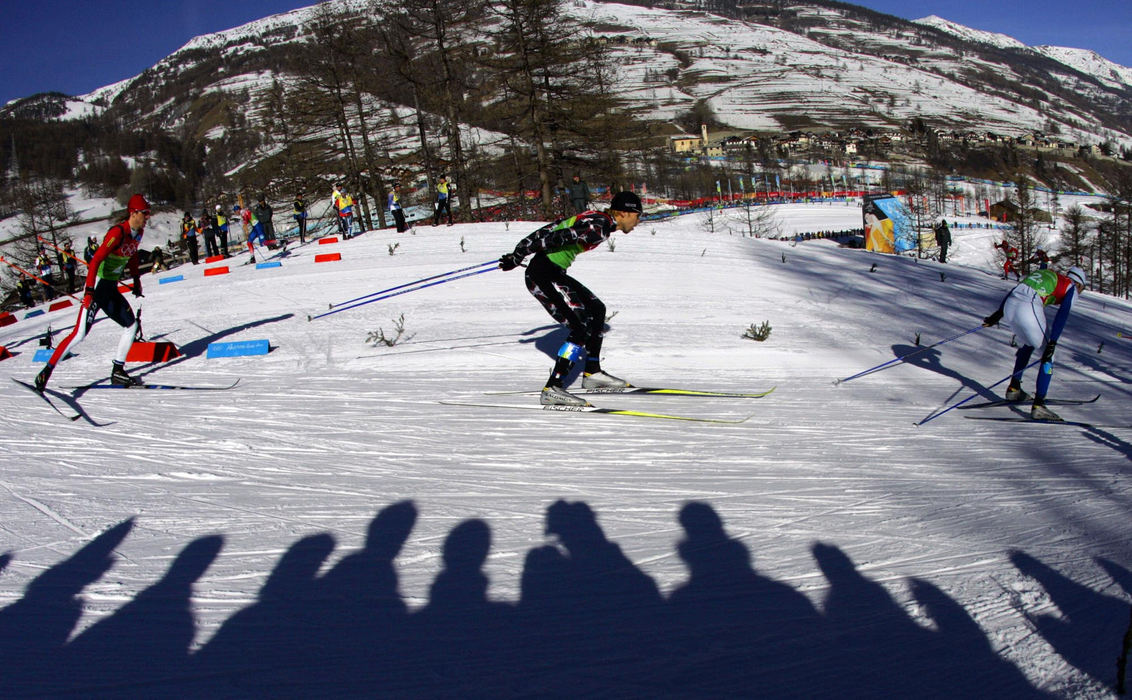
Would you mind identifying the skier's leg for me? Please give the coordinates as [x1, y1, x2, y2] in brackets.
[36, 295, 97, 389]
[525, 257, 590, 388]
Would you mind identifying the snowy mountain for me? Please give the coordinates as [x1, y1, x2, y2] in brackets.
[1, 201, 1129, 696]
[6, 0, 1129, 157]
[915, 15, 1132, 92]
[1033, 46, 1132, 92]
[913, 15, 1026, 52]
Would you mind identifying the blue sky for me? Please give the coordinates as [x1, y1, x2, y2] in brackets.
[1, 0, 1130, 107]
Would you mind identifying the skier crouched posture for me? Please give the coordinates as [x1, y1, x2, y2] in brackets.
[35, 194, 151, 391]
[982, 266, 1086, 421]
[498, 191, 643, 406]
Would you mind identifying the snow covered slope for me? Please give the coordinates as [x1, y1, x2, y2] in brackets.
[1, 206, 1129, 696]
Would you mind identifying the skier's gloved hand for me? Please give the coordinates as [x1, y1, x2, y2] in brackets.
[498, 253, 522, 271]
[982, 310, 1003, 327]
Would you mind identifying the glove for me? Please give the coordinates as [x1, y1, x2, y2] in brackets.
[982, 310, 1002, 327]
[498, 253, 522, 271]
[1040, 340, 1057, 364]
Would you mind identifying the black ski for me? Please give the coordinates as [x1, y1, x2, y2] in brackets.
[11, 378, 81, 420]
[440, 399, 754, 423]
[964, 415, 1129, 429]
[487, 385, 775, 398]
[959, 394, 1101, 410]
[68, 379, 241, 391]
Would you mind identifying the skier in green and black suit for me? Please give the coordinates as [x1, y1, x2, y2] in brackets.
[498, 190, 643, 406]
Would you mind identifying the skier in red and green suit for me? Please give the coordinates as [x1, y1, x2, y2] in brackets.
[34, 194, 151, 391]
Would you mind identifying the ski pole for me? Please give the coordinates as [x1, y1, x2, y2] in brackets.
[309, 265, 498, 321]
[914, 358, 1040, 426]
[327, 260, 498, 310]
[835, 325, 984, 385]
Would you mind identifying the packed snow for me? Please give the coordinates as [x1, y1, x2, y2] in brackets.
[1, 201, 1129, 697]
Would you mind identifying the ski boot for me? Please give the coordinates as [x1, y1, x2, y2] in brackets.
[1004, 385, 1029, 402]
[581, 370, 630, 390]
[110, 362, 143, 388]
[1030, 401, 1062, 421]
[33, 365, 53, 393]
[540, 385, 588, 406]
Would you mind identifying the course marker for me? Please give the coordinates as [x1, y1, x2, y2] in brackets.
[206, 339, 270, 358]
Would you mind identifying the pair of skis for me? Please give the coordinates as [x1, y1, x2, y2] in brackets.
[12, 377, 241, 422]
[442, 385, 775, 424]
[960, 394, 1128, 429]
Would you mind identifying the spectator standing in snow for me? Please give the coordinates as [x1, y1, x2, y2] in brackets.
[331, 185, 346, 237]
[254, 195, 275, 245]
[16, 278, 34, 308]
[34, 248, 55, 301]
[61, 240, 79, 292]
[34, 194, 152, 391]
[389, 183, 409, 233]
[982, 266, 1087, 421]
[335, 187, 356, 239]
[181, 212, 200, 265]
[215, 205, 230, 257]
[83, 236, 98, 264]
[201, 207, 219, 258]
[934, 219, 952, 264]
[293, 194, 308, 243]
[567, 174, 591, 216]
[433, 175, 454, 226]
[497, 191, 643, 406]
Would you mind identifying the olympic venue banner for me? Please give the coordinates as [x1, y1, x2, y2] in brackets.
[862, 195, 915, 254]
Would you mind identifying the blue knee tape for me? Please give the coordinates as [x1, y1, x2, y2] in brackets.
[557, 341, 583, 362]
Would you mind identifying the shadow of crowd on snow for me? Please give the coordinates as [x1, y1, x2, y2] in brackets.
[1, 500, 1128, 698]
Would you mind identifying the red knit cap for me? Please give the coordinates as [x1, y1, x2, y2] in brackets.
[127, 194, 150, 213]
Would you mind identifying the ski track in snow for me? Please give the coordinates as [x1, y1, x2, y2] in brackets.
[1, 207, 1130, 696]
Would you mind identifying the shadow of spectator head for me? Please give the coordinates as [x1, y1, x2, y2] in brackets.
[1007, 549, 1045, 578]
[364, 500, 418, 560]
[811, 541, 861, 583]
[545, 500, 605, 551]
[31, 518, 135, 595]
[261, 533, 336, 600]
[443, 519, 491, 574]
[159, 535, 224, 589]
[678, 501, 726, 541]
[0, 552, 10, 576]
[1095, 557, 1132, 598]
[676, 501, 737, 567]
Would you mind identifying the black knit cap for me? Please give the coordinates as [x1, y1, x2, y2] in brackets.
[610, 191, 642, 214]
